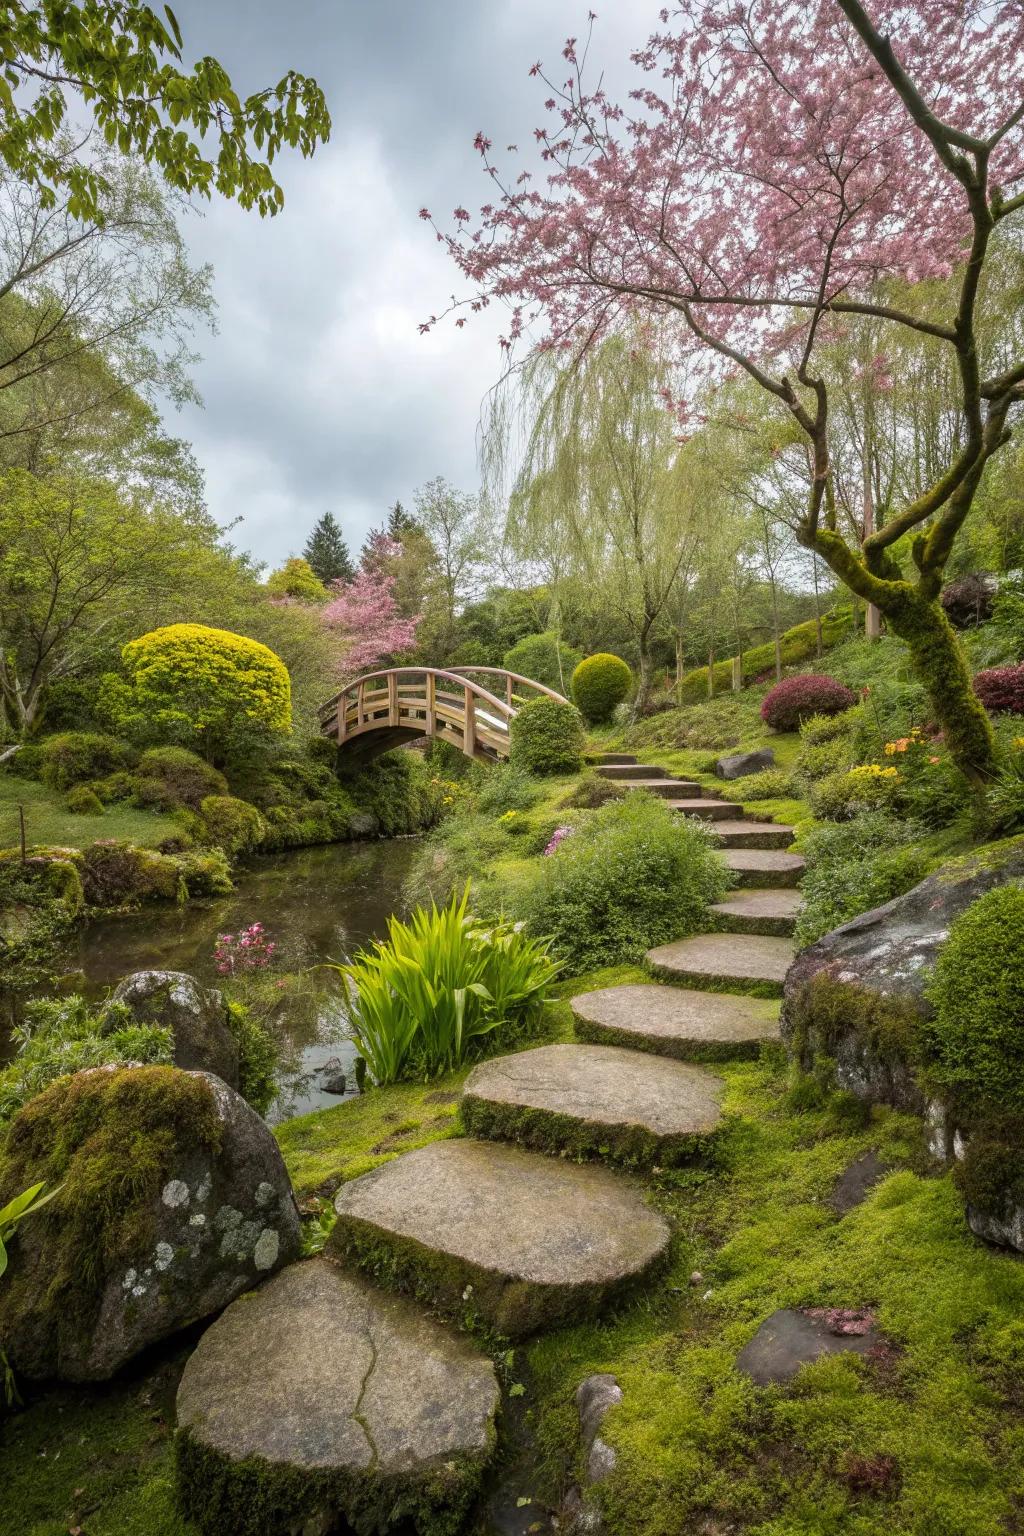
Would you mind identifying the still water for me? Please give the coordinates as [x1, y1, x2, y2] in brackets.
[56, 839, 418, 1123]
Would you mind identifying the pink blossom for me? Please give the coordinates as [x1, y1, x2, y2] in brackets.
[543, 825, 574, 856]
[322, 543, 420, 676]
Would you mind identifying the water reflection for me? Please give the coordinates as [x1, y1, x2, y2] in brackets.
[58, 840, 417, 1123]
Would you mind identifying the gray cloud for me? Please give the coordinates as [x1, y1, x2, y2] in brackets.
[165, 0, 651, 567]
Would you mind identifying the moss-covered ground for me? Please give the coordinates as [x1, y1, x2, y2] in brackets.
[0, 773, 180, 852]
[5, 968, 1024, 1534]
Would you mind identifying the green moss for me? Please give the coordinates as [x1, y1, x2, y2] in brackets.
[0, 1066, 222, 1344]
[175, 1424, 490, 1536]
[459, 1092, 723, 1169]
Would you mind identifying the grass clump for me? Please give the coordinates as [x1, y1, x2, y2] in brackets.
[513, 793, 727, 972]
[718, 767, 794, 803]
[339, 885, 560, 1085]
[795, 813, 931, 946]
[0, 995, 173, 1125]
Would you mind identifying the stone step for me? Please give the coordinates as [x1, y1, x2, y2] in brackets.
[571, 983, 781, 1061]
[647, 932, 796, 996]
[595, 762, 671, 780]
[590, 753, 638, 765]
[329, 1139, 670, 1339]
[621, 778, 703, 798]
[710, 888, 802, 937]
[712, 819, 795, 850]
[460, 1042, 724, 1165]
[175, 1258, 499, 1536]
[720, 848, 806, 888]
[667, 798, 735, 821]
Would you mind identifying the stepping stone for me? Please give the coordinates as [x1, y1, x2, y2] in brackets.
[647, 932, 795, 996]
[590, 753, 636, 765]
[667, 798, 734, 820]
[829, 1151, 890, 1215]
[571, 984, 780, 1062]
[175, 1258, 499, 1535]
[720, 848, 806, 889]
[712, 819, 795, 849]
[329, 1139, 670, 1338]
[735, 1307, 880, 1385]
[461, 1042, 724, 1164]
[595, 762, 671, 780]
[617, 778, 701, 798]
[710, 888, 802, 937]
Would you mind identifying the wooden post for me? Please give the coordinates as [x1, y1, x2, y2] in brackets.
[336, 691, 346, 743]
[357, 679, 365, 729]
[426, 671, 436, 736]
[388, 671, 398, 726]
[18, 804, 26, 863]
[464, 684, 476, 758]
[506, 672, 513, 707]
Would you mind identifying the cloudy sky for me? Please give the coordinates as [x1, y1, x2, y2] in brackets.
[164, 1, 654, 569]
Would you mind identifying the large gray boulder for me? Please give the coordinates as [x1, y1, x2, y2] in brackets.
[104, 969, 239, 1089]
[0, 1063, 300, 1381]
[715, 748, 775, 779]
[782, 836, 1024, 1111]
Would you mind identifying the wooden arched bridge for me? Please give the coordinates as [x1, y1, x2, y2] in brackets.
[318, 667, 569, 763]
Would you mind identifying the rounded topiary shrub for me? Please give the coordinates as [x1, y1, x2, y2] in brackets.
[761, 674, 857, 731]
[509, 697, 586, 775]
[40, 732, 133, 791]
[64, 785, 104, 816]
[973, 664, 1024, 716]
[199, 795, 267, 857]
[926, 884, 1024, 1118]
[117, 624, 292, 762]
[571, 653, 633, 723]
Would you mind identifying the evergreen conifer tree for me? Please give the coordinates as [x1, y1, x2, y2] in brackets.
[303, 511, 354, 585]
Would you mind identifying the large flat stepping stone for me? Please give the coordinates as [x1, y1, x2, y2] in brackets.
[572, 984, 780, 1062]
[329, 1139, 670, 1338]
[720, 848, 806, 889]
[595, 762, 671, 780]
[617, 777, 701, 798]
[461, 1042, 724, 1164]
[736, 1307, 880, 1385]
[829, 1151, 890, 1215]
[175, 1258, 499, 1535]
[647, 932, 795, 996]
[713, 819, 795, 849]
[710, 888, 802, 937]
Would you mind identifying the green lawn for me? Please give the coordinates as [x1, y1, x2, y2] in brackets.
[0, 774, 181, 853]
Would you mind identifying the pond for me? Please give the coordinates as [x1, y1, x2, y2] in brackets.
[53, 839, 418, 1124]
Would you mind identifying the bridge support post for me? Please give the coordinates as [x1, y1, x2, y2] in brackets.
[357, 680, 365, 730]
[388, 672, 398, 726]
[426, 672, 435, 735]
[463, 684, 476, 758]
[337, 688, 346, 744]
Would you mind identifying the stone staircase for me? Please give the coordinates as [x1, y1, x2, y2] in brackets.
[174, 750, 803, 1536]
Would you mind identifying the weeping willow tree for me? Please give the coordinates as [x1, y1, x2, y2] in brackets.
[483, 333, 701, 704]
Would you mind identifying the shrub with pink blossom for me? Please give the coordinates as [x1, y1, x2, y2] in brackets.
[761, 674, 857, 732]
[213, 923, 277, 976]
[543, 825, 573, 856]
[973, 664, 1024, 716]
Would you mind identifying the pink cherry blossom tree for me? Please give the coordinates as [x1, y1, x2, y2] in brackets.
[322, 536, 420, 675]
[427, 0, 1024, 784]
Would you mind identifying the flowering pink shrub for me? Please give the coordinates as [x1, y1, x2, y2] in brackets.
[761, 674, 856, 732]
[322, 538, 419, 675]
[543, 825, 574, 856]
[973, 664, 1024, 716]
[213, 922, 277, 976]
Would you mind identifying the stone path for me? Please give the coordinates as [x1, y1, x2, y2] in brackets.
[175, 745, 808, 1533]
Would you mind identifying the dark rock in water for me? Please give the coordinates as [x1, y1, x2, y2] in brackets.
[829, 1151, 890, 1215]
[715, 748, 775, 779]
[736, 1307, 880, 1385]
[0, 1064, 299, 1381]
[175, 1257, 499, 1536]
[104, 969, 239, 1089]
[317, 1056, 346, 1094]
[782, 836, 1024, 1111]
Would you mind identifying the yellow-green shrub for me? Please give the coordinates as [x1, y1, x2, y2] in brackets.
[571, 653, 633, 723]
[114, 624, 292, 762]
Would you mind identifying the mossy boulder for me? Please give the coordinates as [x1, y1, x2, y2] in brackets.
[782, 835, 1024, 1112]
[0, 1064, 300, 1381]
[103, 971, 240, 1089]
[80, 840, 184, 906]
